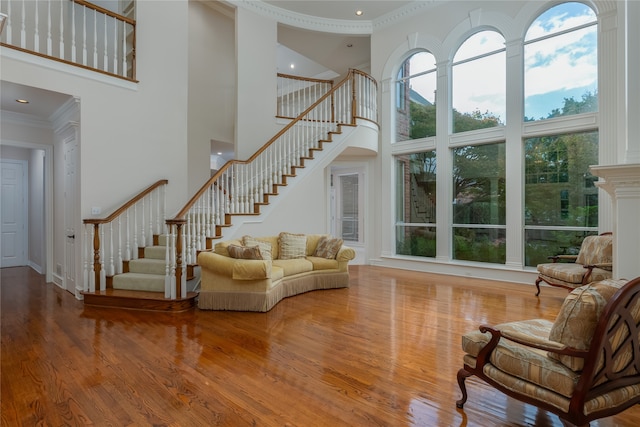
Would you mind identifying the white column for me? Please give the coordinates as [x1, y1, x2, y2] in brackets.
[590, 164, 640, 280]
[590, 1, 640, 281]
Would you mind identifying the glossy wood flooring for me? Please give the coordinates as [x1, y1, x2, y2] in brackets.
[2, 265, 640, 427]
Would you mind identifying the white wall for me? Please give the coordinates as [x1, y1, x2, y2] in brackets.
[188, 2, 235, 192]
[1, 1, 191, 288]
[28, 149, 45, 273]
[235, 7, 279, 159]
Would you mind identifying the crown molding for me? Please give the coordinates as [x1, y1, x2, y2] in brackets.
[0, 110, 53, 129]
[226, 1, 440, 35]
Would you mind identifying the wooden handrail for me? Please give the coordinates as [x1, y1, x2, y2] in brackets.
[277, 73, 334, 85]
[84, 179, 168, 225]
[74, 0, 136, 25]
[173, 69, 368, 219]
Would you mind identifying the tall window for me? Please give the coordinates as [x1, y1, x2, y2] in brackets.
[395, 152, 436, 257]
[452, 31, 506, 133]
[523, 3, 599, 266]
[524, 2, 597, 120]
[395, 51, 437, 141]
[524, 131, 599, 266]
[452, 143, 506, 263]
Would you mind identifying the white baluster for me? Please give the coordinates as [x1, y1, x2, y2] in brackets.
[71, 2, 76, 62]
[140, 197, 146, 247]
[113, 19, 118, 74]
[103, 13, 108, 71]
[116, 216, 123, 274]
[34, 0, 39, 52]
[46, 0, 52, 55]
[82, 6, 87, 66]
[124, 209, 131, 261]
[5, 1, 12, 45]
[20, 0, 26, 48]
[149, 191, 154, 246]
[132, 204, 138, 259]
[108, 222, 114, 276]
[59, 0, 64, 58]
[122, 20, 127, 77]
[99, 225, 106, 290]
[91, 9, 97, 67]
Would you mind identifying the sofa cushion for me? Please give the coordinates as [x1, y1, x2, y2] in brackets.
[232, 260, 272, 281]
[214, 239, 242, 256]
[228, 244, 262, 260]
[313, 236, 344, 259]
[278, 232, 307, 259]
[242, 235, 273, 260]
[272, 258, 313, 276]
[548, 279, 627, 371]
[307, 256, 340, 271]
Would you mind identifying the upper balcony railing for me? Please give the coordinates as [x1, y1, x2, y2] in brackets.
[0, 0, 136, 81]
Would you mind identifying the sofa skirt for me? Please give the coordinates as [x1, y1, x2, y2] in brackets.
[198, 271, 349, 312]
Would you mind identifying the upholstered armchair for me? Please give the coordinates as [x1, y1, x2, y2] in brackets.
[535, 233, 613, 296]
[456, 277, 640, 427]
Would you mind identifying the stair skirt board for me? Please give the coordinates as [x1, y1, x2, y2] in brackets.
[82, 290, 198, 312]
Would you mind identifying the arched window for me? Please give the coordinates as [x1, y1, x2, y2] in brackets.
[395, 51, 437, 141]
[452, 31, 505, 133]
[524, 2, 597, 121]
[523, 3, 599, 267]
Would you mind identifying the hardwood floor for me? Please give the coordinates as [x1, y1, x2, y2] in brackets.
[2, 265, 640, 426]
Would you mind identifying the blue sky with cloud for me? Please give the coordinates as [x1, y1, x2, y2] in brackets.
[405, 2, 598, 124]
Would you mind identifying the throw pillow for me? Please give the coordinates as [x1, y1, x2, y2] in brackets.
[242, 236, 273, 260]
[227, 244, 262, 260]
[548, 278, 626, 371]
[576, 234, 613, 266]
[313, 236, 343, 259]
[278, 232, 307, 260]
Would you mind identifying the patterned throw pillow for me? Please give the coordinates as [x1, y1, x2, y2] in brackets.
[278, 232, 307, 260]
[548, 278, 626, 371]
[313, 236, 343, 259]
[242, 236, 273, 260]
[227, 244, 262, 260]
[576, 234, 613, 266]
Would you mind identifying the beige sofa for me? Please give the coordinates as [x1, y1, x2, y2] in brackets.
[197, 233, 356, 312]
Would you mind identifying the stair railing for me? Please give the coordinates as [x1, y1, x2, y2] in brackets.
[83, 179, 168, 293]
[277, 73, 334, 119]
[164, 69, 377, 299]
[0, 0, 136, 81]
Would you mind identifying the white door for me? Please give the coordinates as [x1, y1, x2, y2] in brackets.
[331, 166, 366, 264]
[64, 138, 78, 294]
[1, 160, 28, 267]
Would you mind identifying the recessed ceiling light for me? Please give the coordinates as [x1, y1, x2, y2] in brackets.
[16, 99, 29, 104]
[290, 63, 295, 69]
[217, 152, 222, 155]
[355, 10, 363, 16]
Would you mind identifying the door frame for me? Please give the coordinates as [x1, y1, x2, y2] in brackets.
[0, 140, 54, 283]
[329, 163, 367, 264]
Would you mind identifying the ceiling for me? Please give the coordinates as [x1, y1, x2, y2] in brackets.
[264, 1, 413, 21]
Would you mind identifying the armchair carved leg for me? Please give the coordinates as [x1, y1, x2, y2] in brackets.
[535, 277, 542, 296]
[456, 368, 472, 408]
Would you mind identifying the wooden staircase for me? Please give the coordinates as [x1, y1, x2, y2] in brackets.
[82, 234, 199, 311]
[81, 70, 378, 312]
